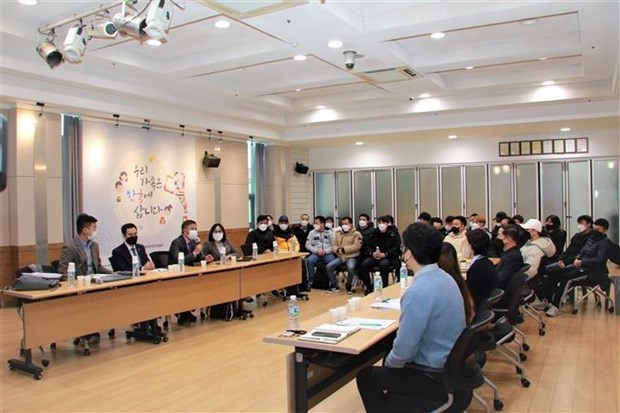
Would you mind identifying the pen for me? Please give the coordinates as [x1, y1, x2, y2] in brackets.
[382, 299, 391, 303]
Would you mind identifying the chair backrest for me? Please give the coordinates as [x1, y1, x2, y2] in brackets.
[50, 260, 60, 272]
[150, 251, 169, 269]
[495, 271, 527, 323]
[479, 288, 504, 311]
[444, 309, 494, 391]
[108, 255, 121, 272]
[608, 240, 620, 265]
[240, 243, 252, 257]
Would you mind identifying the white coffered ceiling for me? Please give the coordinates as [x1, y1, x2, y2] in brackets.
[0, 0, 618, 145]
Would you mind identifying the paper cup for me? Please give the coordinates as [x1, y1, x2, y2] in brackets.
[348, 299, 356, 312]
[337, 306, 347, 321]
[84, 275, 92, 286]
[352, 296, 362, 311]
[200, 260, 207, 268]
[231, 256, 237, 264]
[168, 264, 174, 272]
[77, 276, 85, 286]
[329, 308, 339, 323]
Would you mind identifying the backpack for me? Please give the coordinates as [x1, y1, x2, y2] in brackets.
[208, 302, 235, 322]
[311, 260, 330, 290]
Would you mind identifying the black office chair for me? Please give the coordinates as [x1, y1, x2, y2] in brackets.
[149, 251, 169, 269]
[386, 309, 495, 412]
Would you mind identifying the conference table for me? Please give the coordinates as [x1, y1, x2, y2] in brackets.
[264, 284, 403, 413]
[4, 252, 305, 380]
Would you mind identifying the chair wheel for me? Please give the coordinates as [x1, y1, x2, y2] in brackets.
[249, 313, 254, 318]
[608, 307, 614, 313]
[42, 359, 50, 367]
[9, 364, 16, 371]
[73, 338, 80, 346]
[516, 367, 522, 374]
[262, 302, 268, 307]
[83, 348, 91, 356]
[541, 322, 546, 328]
[50, 343, 57, 350]
[494, 399, 504, 411]
[539, 329, 546, 336]
[522, 343, 530, 351]
[521, 378, 530, 387]
[519, 353, 527, 362]
[153, 338, 161, 345]
[162, 336, 169, 342]
[34, 373, 43, 380]
[572, 309, 578, 315]
[108, 329, 115, 339]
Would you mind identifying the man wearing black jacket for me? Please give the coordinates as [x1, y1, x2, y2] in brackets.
[465, 229, 498, 308]
[245, 215, 275, 254]
[111, 223, 155, 271]
[357, 213, 375, 258]
[495, 224, 525, 290]
[292, 213, 312, 253]
[359, 215, 402, 291]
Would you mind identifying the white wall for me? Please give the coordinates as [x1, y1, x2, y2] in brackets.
[309, 129, 620, 170]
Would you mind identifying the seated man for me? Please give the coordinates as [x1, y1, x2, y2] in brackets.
[359, 215, 402, 291]
[305, 215, 337, 290]
[111, 223, 155, 272]
[495, 224, 525, 290]
[443, 215, 473, 259]
[519, 219, 556, 279]
[441, 215, 454, 237]
[169, 219, 204, 266]
[430, 217, 444, 232]
[245, 214, 275, 254]
[291, 213, 312, 253]
[326, 216, 362, 294]
[272, 215, 300, 252]
[544, 218, 611, 317]
[466, 229, 499, 309]
[356, 223, 468, 413]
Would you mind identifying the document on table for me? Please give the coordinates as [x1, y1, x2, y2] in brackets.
[27, 272, 62, 280]
[337, 317, 396, 330]
[298, 324, 361, 344]
[370, 298, 400, 310]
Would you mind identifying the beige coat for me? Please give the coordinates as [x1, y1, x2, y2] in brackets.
[332, 229, 362, 260]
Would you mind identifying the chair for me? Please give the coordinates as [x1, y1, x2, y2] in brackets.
[386, 309, 495, 412]
[561, 273, 615, 315]
[150, 251, 169, 269]
[336, 262, 364, 293]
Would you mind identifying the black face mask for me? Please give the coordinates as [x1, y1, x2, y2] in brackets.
[126, 236, 138, 245]
[451, 227, 460, 235]
[545, 223, 555, 231]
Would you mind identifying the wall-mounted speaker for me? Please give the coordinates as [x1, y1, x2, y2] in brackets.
[294, 162, 309, 174]
[202, 151, 221, 168]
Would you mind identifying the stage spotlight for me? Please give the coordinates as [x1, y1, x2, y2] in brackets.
[113, 13, 147, 40]
[63, 25, 87, 63]
[87, 19, 118, 39]
[36, 40, 63, 68]
[144, 0, 174, 40]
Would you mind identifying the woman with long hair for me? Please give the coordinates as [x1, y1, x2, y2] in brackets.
[438, 242, 475, 322]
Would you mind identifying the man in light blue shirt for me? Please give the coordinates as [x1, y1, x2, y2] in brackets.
[357, 222, 467, 412]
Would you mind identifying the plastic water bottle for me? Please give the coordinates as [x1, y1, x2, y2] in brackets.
[252, 243, 258, 260]
[373, 273, 383, 301]
[291, 238, 297, 252]
[273, 241, 279, 255]
[375, 246, 380, 255]
[178, 252, 185, 272]
[67, 262, 76, 288]
[288, 295, 301, 330]
[132, 255, 140, 278]
[400, 263, 408, 289]
[219, 247, 226, 266]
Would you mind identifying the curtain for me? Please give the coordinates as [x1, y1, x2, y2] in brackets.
[61, 114, 82, 241]
[254, 142, 266, 218]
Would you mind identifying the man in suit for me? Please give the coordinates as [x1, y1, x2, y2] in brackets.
[58, 213, 112, 276]
[111, 223, 155, 271]
[168, 219, 204, 266]
[168, 219, 204, 324]
[495, 224, 525, 290]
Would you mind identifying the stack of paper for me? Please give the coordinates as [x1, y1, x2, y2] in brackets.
[298, 324, 361, 344]
[337, 318, 396, 330]
[370, 298, 401, 310]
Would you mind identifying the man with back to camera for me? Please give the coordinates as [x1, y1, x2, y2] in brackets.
[495, 224, 525, 290]
[111, 223, 155, 272]
[417, 212, 431, 224]
[168, 219, 207, 324]
[356, 222, 467, 412]
[245, 214, 275, 254]
[443, 215, 473, 260]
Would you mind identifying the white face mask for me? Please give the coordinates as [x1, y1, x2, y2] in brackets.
[300, 220, 308, 227]
[313, 224, 321, 231]
[212, 232, 223, 242]
[341, 224, 350, 232]
[359, 220, 367, 228]
[188, 229, 199, 241]
[470, 223, 480, 230]
[279, 223, 288, 231]
[325, 222, 333, 229]
[258, 224, 268, 232]
[378, 223, 388, 232]
[88, 230, 97, 240]
[577, 224, 587, 233]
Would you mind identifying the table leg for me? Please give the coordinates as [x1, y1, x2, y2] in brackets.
[294, 350, 309, 413]
[8, 348, 43, 380]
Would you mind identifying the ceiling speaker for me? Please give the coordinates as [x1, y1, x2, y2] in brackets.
[202, 151, 221, 168]
[294, 162, 309, 174]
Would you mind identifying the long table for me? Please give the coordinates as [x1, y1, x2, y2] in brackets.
[3, 252, 304, 380]
[263, 284, 403, 413]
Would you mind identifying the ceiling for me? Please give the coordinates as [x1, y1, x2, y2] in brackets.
[0, 0, 618, 146]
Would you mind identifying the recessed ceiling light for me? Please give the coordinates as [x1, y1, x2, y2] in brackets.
[146, 38, 162, 46]
[465, 66, 474, 70]
[560, 127, 571, 132]
[17, 0, 37, 5]
[520, 19, 537, 26]
[315, 105, 325, 109]
[295, 88, 302, 92]
[448, 135, 458, 139]
[328, 40, 343, 49]
[430, 32, 445, 39]
[355, 141, 364, 145]
[214, 19, 230, 29]
[294, 54, 307, 61]
[539, 57, 547, 61]
[419, 93, 431, 98]
[542, 80, 555, 86]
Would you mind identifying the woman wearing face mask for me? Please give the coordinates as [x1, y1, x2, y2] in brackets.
[544, 215, 566, 260]
[272, 215, 300, 252]
[325, 216, 335, 231]
[359, 215, 402, 292]
[203, 223, 239, 262]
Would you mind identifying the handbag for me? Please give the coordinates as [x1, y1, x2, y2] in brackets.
[14, 274, 60, 291]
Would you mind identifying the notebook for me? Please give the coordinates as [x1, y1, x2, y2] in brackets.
[297, 324, 361, 344]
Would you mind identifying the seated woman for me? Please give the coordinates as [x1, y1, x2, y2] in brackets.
[465, 230, 499, 309]
[203, 223, 240, 262]
[438, 242, 475, 323]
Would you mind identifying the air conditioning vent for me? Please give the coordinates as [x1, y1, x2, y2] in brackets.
[359, 66, 421, 84]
